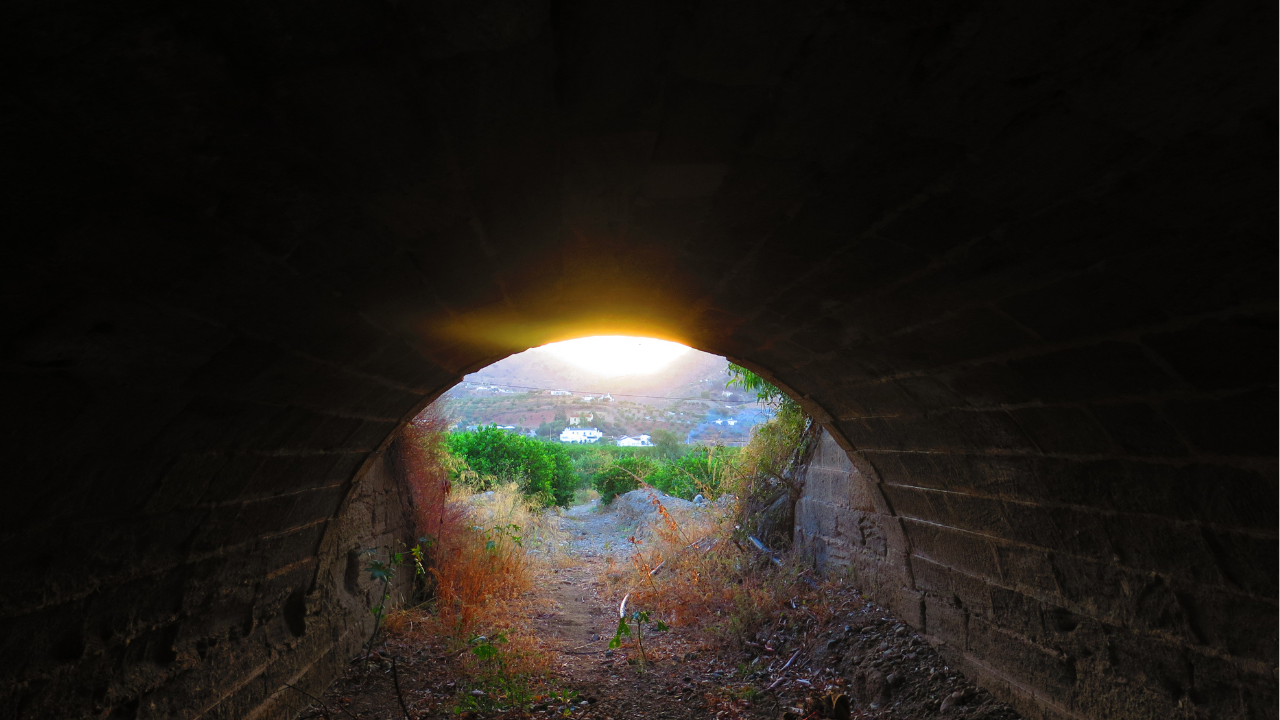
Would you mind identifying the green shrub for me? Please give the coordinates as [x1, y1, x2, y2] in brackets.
[446, 427, 576, 506]
[592, 455, 654, 504]
[647, 445, 737, 500]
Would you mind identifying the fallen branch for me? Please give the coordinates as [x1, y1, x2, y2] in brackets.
[780, 648, 802, 672]
[284, 683, 359, 720]
[389, 654, 412, 720]
[747, 535, 784, 566]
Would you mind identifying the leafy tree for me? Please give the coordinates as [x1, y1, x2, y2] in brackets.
[447, 426, 576, 506]
[592, 455, 654, 504]
[650, 429, 684, 461]
[648, 445, 736, 500]
[727, 363, 800, 414]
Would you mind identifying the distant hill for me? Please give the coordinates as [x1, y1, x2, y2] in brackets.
[466, 346, 735, 405]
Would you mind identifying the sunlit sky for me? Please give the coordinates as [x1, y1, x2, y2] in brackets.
[539, 336, 691, 377]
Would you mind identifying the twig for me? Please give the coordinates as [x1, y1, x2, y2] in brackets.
[389, 654, 413, 720]
[780, 649, 802, 672]
[747, 535, 784, 566]
[284, 683, 359, 720]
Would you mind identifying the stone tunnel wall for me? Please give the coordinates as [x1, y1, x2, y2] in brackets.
[0, 408, 420, 720]
[796, 427, 1275, 720]
[3, 0, 1274, 718]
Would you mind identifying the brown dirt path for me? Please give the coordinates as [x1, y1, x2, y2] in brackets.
[302, 499, 1023, 720]
[526, 501, 760, 720]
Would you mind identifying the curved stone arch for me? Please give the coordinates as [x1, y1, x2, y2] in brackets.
[2, 1, 1274, 718]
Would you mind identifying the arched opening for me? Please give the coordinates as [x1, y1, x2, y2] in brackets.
[3, 3, 1273, 719]
[307, 335, 899, 719]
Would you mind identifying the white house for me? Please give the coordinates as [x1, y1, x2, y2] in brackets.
[549, 390, 571, 396]
[616, 434, 654, 447]
[560, 427, 603, 443]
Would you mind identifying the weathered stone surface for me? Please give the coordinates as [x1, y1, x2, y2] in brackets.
[3, 1, 1273, 718]
[796, 426, 1277, 720]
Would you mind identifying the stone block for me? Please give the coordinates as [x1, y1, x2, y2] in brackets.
[1009, 342, 1176, 402]
[1086, 402, 1188, 457]
[1185, 464, 1277, 530]
[1143, 314, 1277, 392]
[144, 454, 228, 513]
[1188, 645, 1278, 720]
[940, 361, 1037, 406]
[1165, 388, 1277, 457]
[198, 453, 266, 504]
[923, 594, 969, 648]
[877, 190, 1008, 257]
[1007, 405, 1113, 455]
[1177, 586, 1279, 663]
[1102, 515, 1222, 584]
[838, 409, 1035, 453]
[991, 542, 1060, 598]
[967, 617, 1078, 705]
[827, 377, 920, 419]
[1002, 504, 1113, 561]
[181, 337, 283, 396]
[814, 431, 855, 470]
[1001, 269, 1169, 344]
[872, 309, 1039, 373]
[1201, 528, 1278, 596]
[242, 454, 344, 500]
[880, 483, 943, 523]
[902, 519, 1001, 581]
[1104, 632, 1193, 702]
[1048, 554, 1136, 623]
[285, 485, 349, 528]
[938, 491, 1013, 537]
[341, 419, 401, 452]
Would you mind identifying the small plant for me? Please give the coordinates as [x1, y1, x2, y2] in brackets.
[609, 594, 668, 669]
[484, 523, 523, 554]
[451, 633, 576, 715]
[361, 538, 433, 662]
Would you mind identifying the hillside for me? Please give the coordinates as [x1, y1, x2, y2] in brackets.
[439, 345, 770, 443]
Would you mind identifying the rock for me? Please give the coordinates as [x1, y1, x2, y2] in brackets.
[940, 689, 970, 714]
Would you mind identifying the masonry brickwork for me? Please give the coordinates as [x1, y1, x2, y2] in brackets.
[3, 1, 1273, 718]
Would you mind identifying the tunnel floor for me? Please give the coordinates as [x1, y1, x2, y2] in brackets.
[302, 501, 1025, 720]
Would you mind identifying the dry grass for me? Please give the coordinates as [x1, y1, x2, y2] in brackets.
[602, 407, 827, 651]
[607, 487, 802, 633]
[401, 409, 564, 638]
[393, 409, 574, 710]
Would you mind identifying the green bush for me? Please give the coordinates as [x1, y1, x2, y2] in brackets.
[647, 445, 737, 500]
[592, 455, 654, 504]
[446, 427, 576, 506]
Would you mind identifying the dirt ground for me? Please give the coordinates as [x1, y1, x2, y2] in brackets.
[300, 499, 1023, 720]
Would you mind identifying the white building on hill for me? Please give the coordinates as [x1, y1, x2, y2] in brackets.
[560, 427, 603, 443]
[616, 434, 654, 447]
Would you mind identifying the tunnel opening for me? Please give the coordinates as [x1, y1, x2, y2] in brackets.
[304, 334, 1042, 719]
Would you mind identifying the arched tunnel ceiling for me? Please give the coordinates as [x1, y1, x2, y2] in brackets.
[3, 1, 1275, 719]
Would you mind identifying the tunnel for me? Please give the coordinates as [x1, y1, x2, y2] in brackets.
[2, 1, 1275, 719]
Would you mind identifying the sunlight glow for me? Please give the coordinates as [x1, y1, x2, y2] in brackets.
[538, 336, 691, 377]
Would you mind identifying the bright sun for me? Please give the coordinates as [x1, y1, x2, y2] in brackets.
[539, 336, 691, 377]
